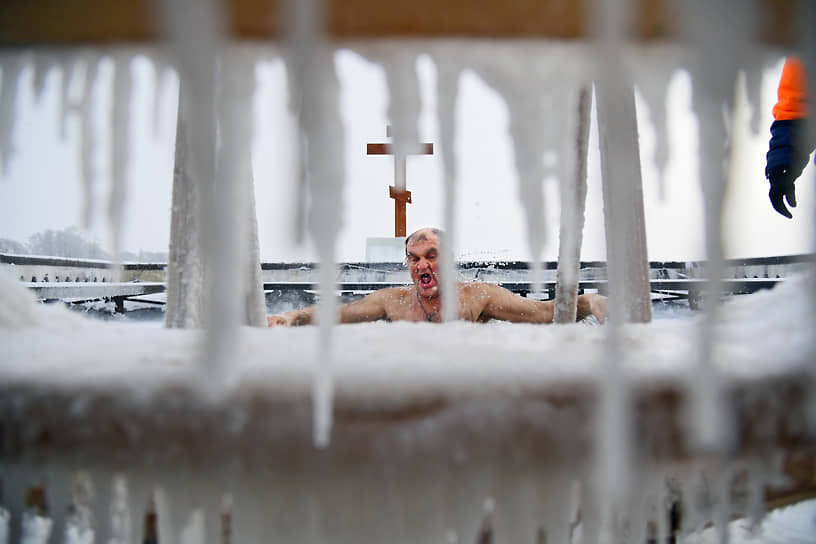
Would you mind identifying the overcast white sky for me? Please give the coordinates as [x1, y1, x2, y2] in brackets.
[0, 47, 813, 262]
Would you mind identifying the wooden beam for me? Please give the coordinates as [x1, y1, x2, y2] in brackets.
[366, 143, 434, 156]
[0, 0, 801, 47]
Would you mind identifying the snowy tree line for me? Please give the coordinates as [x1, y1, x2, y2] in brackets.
[0, 227, 168, 262]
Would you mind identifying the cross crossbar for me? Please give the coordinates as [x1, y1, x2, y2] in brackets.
[366, 143, 434, 155]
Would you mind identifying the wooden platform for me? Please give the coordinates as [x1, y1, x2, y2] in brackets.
[0, 0, 801, 46]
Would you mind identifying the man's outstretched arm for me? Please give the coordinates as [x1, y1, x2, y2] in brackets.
[477, 283, 607, 324]
[267, 288, 392, 327]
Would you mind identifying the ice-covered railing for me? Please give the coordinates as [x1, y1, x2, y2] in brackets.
[1, 0, 816, 542]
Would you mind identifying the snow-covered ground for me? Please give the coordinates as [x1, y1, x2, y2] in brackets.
[690, 500, 816, 544]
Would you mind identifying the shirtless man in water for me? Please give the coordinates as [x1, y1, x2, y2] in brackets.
[267, 227, 608, 326]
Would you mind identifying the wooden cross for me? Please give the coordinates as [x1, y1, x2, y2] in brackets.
[366, 126, 434, 237]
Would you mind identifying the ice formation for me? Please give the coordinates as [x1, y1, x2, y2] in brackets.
[0, 55, 23, 177]
[429, 45, 462, 322]
[284, 0, 347, 446]
[1, 0, 815, 542]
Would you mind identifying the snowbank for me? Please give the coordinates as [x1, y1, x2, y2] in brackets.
[1, 269, 814, 400]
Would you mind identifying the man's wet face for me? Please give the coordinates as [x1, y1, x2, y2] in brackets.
[406, 232, 440, 297]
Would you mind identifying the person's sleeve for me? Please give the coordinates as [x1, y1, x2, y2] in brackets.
[766, 57, 814, 179]
[772, 56, 809, 121]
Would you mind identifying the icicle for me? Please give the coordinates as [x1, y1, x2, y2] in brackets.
[0, 55, 23, 177]
[78, 53, 101, 230]
[152, 56, 174, 140]
[58, 56, 79, 141]
[632, 49, 679, 201]
[109, 51, 133, 282]
[283, 0, 322, 247]
[286, 0, 345, 447]
[382, 50, 421, 192]
[745, 457, 767, 532]
[589, 0, 652, 536]
[32, 53, 55, 103]
[158, 0, 241, 379]
[108, 475, 131, 544]
[470, 46, 551, 296]
[596, 353, 632, 526]
[430, 46, 462, 322]
[312, 359, 335, 449]
[222, 49, 266, 328]
[680, 0, 754, 453]
[64, 472, 94, 544]
[308, 45, 346, 441]
[713, 464, 733, 544]
[743, 65, 763, 136]
[508, 86, 546, 297]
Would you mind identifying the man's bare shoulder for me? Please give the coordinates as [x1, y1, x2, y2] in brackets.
[370, 285, 413, 300]
[371, 285, 419, 321]
[459, 281, 507, 298]
[361, 285, 414, 310]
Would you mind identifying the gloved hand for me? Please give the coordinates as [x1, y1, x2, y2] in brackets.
[765, 119, 812, 219]
[767, 166, 797, 219]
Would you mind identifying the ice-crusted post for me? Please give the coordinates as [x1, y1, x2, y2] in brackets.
[554, 84, 591, 323]
[108, 52, 132, 283]
[159, 0, 220, 338]
[216, 49, 267, 328]
[432, 48, 462, 322]
[594, 81, 652, 324]
[286, 0, 345, 447]
[165, 99, 204, 329]
[158, 0, 265, 385]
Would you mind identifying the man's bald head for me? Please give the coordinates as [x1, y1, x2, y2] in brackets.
[405, 227, 443, 255]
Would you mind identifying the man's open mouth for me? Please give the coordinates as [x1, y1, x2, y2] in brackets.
[420, 273, 433, 287]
